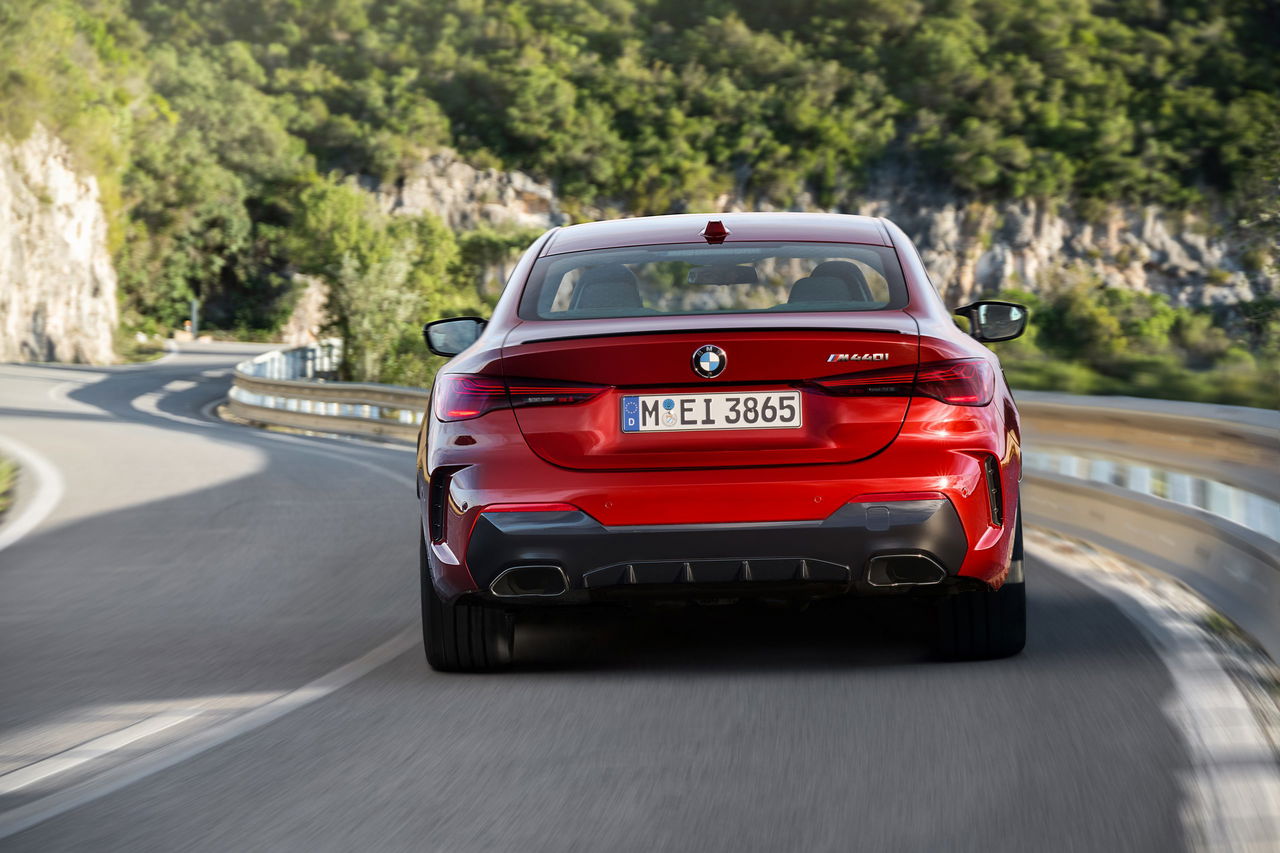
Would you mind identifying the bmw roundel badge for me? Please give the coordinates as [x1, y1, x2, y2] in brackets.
[692, 344, 727, 379]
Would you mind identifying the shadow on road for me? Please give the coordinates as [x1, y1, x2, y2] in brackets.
[444, 560, 1155, 675]
[511, 597, 936, 673]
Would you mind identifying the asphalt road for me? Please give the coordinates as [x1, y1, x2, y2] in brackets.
[0, 345, 1213, 851]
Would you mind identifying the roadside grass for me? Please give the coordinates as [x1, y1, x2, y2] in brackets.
[197, 327, 280, 343]
[114, 329, 168, 364]
[0, 455, 16, 521]
[1003, 358, 1280, 410]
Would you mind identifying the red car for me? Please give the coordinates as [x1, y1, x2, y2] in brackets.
[417, 213, 1028, 671]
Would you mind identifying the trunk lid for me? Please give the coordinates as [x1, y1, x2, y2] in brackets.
[501, 315, 919, 471]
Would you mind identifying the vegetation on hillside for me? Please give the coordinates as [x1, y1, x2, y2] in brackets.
[1, 0, 1277, 403]
[994, 277, 1280, 408]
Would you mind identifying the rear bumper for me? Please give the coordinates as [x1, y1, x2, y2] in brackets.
[436, 497, 972, 604]
[423, 397, 1021, 599]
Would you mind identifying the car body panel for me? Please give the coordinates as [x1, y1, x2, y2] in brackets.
[417, 213, 1022, 605]
[501, 325, 918, 470]
[541, 212, 890, 256]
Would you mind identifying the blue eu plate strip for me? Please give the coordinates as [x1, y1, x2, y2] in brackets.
[621, 396, 640, 433]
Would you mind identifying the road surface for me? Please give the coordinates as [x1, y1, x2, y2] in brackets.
[0, 344, 1250, 851]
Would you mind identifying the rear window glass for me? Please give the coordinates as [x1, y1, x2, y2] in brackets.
[518, 242, 908, 320]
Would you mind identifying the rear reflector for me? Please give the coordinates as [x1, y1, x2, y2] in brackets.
[811, 358, 994, 407]
[434, 375, 609, 422]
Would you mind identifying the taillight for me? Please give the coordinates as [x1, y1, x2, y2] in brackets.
[811, 358, 994, 406]
[433, 374, 608, 422]
[434, 375, 506, 420]
[915, 359, 994, 405]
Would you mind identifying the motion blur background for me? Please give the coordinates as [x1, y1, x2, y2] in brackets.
[1, 2, 1279, 851]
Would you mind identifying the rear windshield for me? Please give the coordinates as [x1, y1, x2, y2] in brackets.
[518, 242, 908, 320]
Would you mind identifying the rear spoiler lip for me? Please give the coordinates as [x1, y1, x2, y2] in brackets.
[508, 325, 913, 347]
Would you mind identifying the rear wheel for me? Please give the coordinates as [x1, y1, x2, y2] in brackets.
[420, 531, 513, 672]
[936, 510, 1026, 660]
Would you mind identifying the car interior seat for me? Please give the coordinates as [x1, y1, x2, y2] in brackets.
[787, 275, 852, 303]
[571, 264, 645, 311]
[811, 260, 874, 302]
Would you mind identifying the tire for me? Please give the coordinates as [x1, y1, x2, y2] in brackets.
[936, 510, 1026, 660]
[420, 531, 513, 672]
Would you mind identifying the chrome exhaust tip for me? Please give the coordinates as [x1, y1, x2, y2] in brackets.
[866, 554, 947, 587]
[489, 565, 569, 598]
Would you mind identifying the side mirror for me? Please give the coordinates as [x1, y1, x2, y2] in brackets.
[954, 300, 1028, 342]
[423, 317, 486, 357]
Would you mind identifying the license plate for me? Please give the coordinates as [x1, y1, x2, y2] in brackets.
[620, 391, 803, 433]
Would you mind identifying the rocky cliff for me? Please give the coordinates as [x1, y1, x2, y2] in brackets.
[366, 150, 567, 232]
[0, 125, 117, 364]
[365, 150, 1273, 309]
[844, 190, 1268, 309]
[730, 179, 1272, 308]
[5, 124, 1263, 364]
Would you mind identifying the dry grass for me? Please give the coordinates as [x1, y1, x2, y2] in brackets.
[0, 455, 15, 519]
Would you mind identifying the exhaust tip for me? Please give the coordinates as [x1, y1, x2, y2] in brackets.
[866, 554, 947, 587]
[490, 565, 569, 598]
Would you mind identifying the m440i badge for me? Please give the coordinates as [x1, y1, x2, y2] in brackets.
[827, 353, 889, 363]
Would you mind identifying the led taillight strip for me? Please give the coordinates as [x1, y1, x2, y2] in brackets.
[811, 358, 994, 407]
[434, 374, 610, 422]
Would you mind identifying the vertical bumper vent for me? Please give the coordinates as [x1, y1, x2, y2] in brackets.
[427, 467, 459, 542]
[983, 455, 1004, 526]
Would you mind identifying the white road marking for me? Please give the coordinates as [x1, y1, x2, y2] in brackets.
[0, 354, 417, 837]
[130, 389, 213, 429]
[0, 692, 287, 775]
[1029, 535, 1280, 852]
[46, 379, 97, 409]
[0, 713, 196, 795]
[0, 627, 418, 840]
[0, 433, 65, 555]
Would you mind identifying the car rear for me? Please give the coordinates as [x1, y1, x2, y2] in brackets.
[419, 214, 1025, 670]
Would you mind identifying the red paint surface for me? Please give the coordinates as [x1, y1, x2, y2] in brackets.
[418, 213, 1021, 599]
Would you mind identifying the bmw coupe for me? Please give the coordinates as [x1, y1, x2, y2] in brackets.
[418, 213, 1028, 671]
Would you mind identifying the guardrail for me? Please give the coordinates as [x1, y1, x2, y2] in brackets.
[227, 342, 428, 442]
[227, 346, 1279, 657]
[1018, 391, 1279, 659]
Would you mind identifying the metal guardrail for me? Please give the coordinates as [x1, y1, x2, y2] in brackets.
[1018, 391, 1279, 659]
[1015, 390, 1280, 474]
[227, 346, 1279, 656]
[228, 342, 428, 442]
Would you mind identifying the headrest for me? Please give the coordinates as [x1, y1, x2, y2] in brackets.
[811, 260, 873, 302]
[573, 265, 643, 310]
[788, 275, 851, 303]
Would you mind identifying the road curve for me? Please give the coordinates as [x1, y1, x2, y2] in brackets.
[0, 345, 1220, 851]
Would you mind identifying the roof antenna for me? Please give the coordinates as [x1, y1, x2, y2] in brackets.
[700, 219, 730, 244]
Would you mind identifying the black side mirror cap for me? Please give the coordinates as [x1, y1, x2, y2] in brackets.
[423, 317, 487, 357]
[954, 300, 1028, 342]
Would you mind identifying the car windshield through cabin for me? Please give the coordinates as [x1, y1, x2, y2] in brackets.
[519, 242, 909, 320]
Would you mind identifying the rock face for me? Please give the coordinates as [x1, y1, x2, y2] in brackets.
[0, 125, 117, 364]
[846, 191, 1269, 308]
[370, 152, 1276, 310]
[725, 178, 1274, 308]
[376, 153, 1269, 308]
[366, 150, 568, 232]
[279, 275, 331, 346]
[377, 153, 1275, 308]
